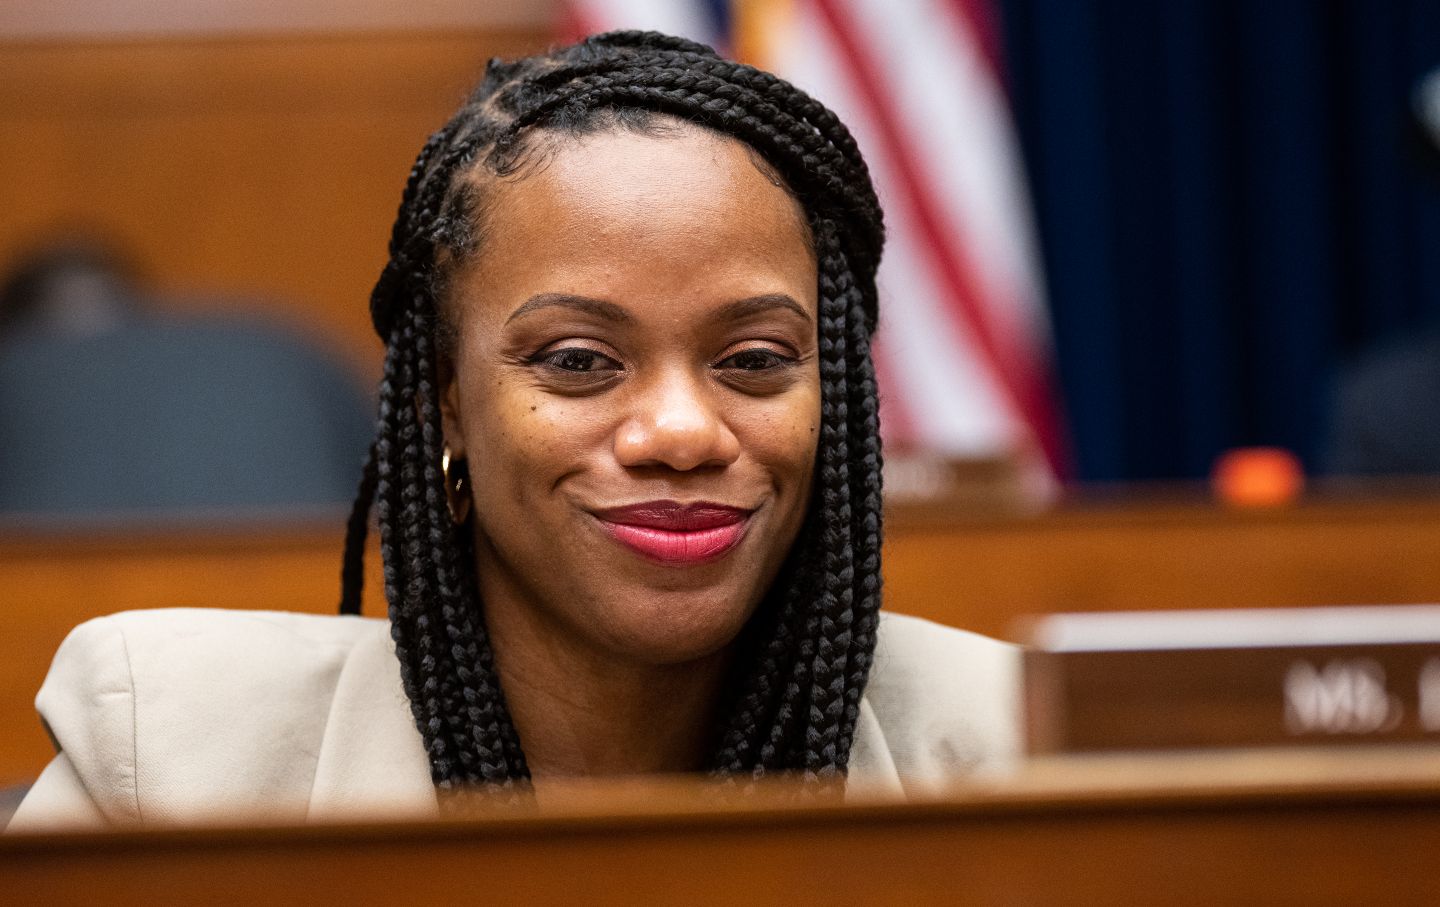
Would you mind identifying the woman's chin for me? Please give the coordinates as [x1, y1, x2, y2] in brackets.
[588, 591, 755, 666]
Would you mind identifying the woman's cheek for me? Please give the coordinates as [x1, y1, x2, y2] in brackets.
[515, 395, 617, 469]
[739, 398, 820, 477]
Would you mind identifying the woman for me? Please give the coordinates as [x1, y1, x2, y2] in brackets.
[9, 32, 1018, 829]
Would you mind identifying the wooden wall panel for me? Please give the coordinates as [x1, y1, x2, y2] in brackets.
[0, 1, 552, 40]
[0, 28, 550, 376]
[883, 494, 1440, 635]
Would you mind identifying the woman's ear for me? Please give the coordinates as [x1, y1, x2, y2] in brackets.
[437, 345, 467, 460]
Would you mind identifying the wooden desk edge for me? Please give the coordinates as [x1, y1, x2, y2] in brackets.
[6, 746, 1439, 851]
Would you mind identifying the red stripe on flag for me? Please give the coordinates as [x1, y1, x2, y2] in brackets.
[811, 0, 1066, 475]
[948, 0, 1004, 84]
[941, 0, 1071, 473]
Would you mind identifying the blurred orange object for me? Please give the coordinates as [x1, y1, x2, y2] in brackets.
[1211, 447, 1305, 507]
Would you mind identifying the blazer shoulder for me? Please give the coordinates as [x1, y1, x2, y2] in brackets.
[35, 608, 391, 825]
[52, 607, 384, 666]
[861, 612, 1023, 788]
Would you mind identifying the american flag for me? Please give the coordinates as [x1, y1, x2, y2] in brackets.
[561, 0, 1066, 485]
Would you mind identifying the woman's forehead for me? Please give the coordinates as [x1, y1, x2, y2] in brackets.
[450, 126, 817, 324]
[493, 126, 805, 237]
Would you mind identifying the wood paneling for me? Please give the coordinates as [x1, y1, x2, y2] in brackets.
[4, 751, 1440, 904]
[0, 1, 552, 40]
[0, 28, 550, 377]
[884, 493, 1440, 635]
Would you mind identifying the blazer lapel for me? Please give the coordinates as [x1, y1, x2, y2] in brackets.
[306, 620, 438, 822]
[847, 696, 905, 799]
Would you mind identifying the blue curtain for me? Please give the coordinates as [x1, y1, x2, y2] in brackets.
[999, 0, 1440, 480]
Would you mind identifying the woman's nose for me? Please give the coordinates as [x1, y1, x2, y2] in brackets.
[613, 373, 742, 471]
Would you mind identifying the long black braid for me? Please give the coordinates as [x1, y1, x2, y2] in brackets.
[339, 31, 886, 792]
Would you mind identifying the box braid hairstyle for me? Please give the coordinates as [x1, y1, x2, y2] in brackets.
[339, 30, 886, 796]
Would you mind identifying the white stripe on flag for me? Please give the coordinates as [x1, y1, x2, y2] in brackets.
[844, 0, 1049, 346]
[772, 15, 1021, 455]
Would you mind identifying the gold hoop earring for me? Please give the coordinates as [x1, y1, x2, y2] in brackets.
[441, 445, 471, 526]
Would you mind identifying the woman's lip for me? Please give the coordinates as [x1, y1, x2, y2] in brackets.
[591, 501, 754, 566]
[596, 518, 751, 566]
[592, 500, 752, 530]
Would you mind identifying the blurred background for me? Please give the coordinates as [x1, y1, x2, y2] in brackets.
[5, 0, 1440, 517]
[6, 0, 1440, 787]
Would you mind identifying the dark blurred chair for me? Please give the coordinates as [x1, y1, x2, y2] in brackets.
[1326, 333, 1440, 479]
[0, 235, 140, 341]
[1323, 66, 1440, 479]
[0, 315, 373, 516]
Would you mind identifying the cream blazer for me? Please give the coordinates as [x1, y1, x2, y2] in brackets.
[7, 609, 1019, 831]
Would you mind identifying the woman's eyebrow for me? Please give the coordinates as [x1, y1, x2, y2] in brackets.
[506, 293, 633, 324]
[715, 294, 812, 323]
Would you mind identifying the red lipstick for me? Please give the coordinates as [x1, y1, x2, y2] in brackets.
[593, 501, 752, 566]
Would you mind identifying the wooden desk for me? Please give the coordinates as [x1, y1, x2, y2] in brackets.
[7, 491, 1440, 784]
[885, 490, 1440, 629]
[4, 749, 1439, 905]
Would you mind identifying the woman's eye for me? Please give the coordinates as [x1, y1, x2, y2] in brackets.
[536, 347, 621, 373]
[718, 348, 792, 371]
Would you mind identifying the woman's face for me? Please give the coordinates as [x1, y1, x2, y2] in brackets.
[439, 124, 820, 667]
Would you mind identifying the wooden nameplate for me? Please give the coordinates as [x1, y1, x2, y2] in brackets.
[1023, 604, 1440, 753]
